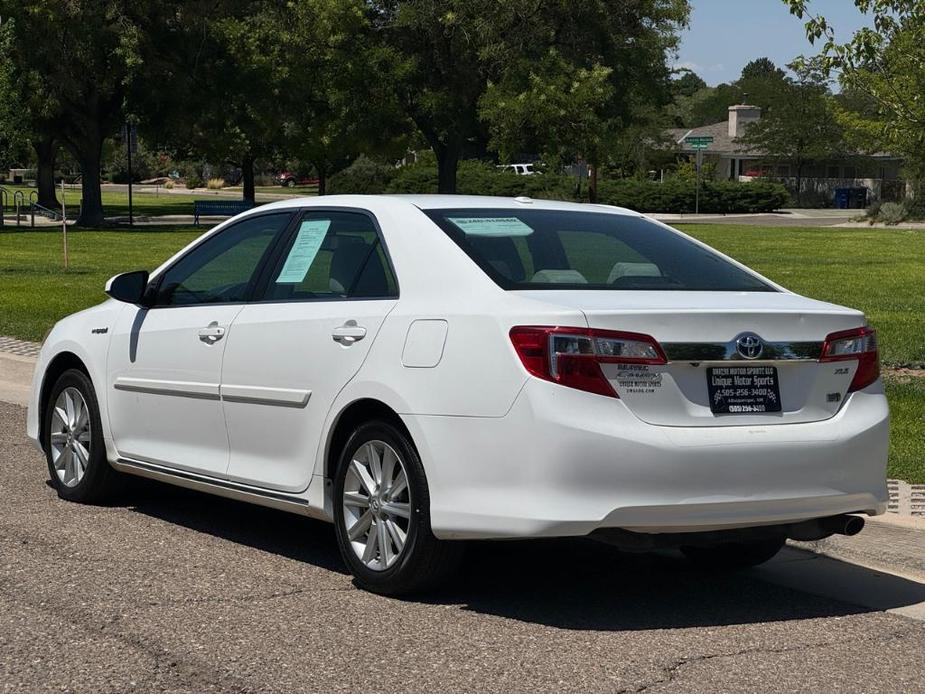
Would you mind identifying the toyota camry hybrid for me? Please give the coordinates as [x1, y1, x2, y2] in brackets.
[27, 195, 889, 594]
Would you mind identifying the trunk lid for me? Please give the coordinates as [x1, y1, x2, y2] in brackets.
[514, 290, 868, 427]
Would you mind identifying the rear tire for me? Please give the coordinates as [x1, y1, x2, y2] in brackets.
[43, 369, 120, 503]
[681, 537, 785, 570]
[333, 420, 463, 595]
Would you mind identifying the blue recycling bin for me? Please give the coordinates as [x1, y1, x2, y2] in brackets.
[834, 187, 868, 209]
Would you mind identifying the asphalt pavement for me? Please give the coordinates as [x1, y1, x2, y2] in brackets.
[1, 400, 924, 692]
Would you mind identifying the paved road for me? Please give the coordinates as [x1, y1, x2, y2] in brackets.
[1, 401, 923, 693]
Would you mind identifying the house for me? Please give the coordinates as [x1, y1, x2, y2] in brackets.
[666, 104, 905, 205]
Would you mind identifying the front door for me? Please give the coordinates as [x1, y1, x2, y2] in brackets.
[220, 209, 399, 492]
[107, 212, 294, 476]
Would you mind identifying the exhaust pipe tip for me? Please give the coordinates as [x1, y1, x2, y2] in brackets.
[841, 514, 865, 536]
[787, 514, 866, 541]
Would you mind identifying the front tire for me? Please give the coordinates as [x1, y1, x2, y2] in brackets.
[333, 420, 463, 595]
[681, 537, 785, 570]
[43, 369, 120, 503]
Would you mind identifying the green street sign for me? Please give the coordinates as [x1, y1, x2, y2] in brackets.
[684, 135, 714, 150]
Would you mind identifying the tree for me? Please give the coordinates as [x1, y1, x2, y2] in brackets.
[739, 62, 845, 204]
[478, 0, 690, 201]
[785, 0, 925, 206]
[368, 1, 489, 194]
[740, 57, 786, 82]
[671, 68, 707, 98]
[3, 2, 146, 226]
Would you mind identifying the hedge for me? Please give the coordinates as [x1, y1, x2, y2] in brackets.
[328, 158, 790, 213]
[596, 179, 790, 214]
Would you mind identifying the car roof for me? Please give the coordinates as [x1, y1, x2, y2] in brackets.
[256, 194, 639, 216]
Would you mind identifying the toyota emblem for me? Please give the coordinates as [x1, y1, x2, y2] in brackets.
[735, 333, 764, 359]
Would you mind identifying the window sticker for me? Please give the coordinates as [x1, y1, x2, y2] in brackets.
[276, 219, 331, 283]
[448, 216, 534, 237]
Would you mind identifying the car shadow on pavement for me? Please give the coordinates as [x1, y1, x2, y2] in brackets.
[433, 539, 925, 630]
[120, 477, 349, 576]
[119, 477, 925, 631]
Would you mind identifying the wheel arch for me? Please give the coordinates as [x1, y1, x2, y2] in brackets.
[38, 351, 91, 448]
[324, 398, 414, 482]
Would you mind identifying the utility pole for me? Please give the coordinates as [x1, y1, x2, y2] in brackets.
[61, 178, 68, 269]
[695, 149, 702, 215]
[125, 123, 135, 227]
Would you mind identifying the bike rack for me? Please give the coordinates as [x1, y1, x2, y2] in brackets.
[13, 190, 24, 226]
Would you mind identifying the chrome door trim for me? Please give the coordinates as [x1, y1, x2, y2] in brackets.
[113, 376, 221, 399]
[220, 384, 312, 408]
[112, 456, 328, 520]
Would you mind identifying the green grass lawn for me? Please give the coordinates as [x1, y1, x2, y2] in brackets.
[0, 227, 199, 341]
[883, 375, 925, 484]
[1, 222, 923, 482]
[678, 224, 925, 367]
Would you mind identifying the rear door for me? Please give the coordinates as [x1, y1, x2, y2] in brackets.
[219, 209, 399, 492]
[107, 212, 294, 475]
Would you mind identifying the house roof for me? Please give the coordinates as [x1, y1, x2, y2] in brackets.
[666, 121, 756, 156]
[666, 120, 900, 160]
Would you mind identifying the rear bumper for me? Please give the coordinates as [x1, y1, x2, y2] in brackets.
[404, 379, 889, 540]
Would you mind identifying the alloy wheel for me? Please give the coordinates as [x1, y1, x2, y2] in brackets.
[342, 440, 412, 571]
[49, 387, 92, 488]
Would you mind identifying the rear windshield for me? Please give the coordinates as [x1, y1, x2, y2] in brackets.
[425, 208, 775, 292]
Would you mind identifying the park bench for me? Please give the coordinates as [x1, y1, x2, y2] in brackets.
[193, 199, 255, 226]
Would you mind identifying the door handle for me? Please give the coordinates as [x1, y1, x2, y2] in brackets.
[332, 321, 367, 345]
[198, 322, 226, 344]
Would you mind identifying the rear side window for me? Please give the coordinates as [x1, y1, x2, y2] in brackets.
[425, 209, 774, 292]
[261, 210, 397, 301]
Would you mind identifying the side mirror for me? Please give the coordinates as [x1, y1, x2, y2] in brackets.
[105, 271, 150, 306]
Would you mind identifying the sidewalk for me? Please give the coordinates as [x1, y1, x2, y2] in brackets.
[1, 338, 922, 590]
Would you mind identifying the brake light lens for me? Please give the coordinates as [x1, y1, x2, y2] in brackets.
[820, 326, 880, 392]
[509, 326, 667, 398]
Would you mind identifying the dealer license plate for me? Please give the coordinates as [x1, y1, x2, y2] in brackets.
[707, 366, 781, 414]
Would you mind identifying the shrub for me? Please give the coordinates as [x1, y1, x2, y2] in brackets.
[164, 179, 175, 189]
[184, 175, 203, 190]
[878, 201, 907, 225]
[328, 155, 396, 194]
[596, 179, 789, 214]
[385, 159, 576, 200]
[384, 162, 438, 194]
[341, 157, 788, 213]
[206, 178, 225, 190]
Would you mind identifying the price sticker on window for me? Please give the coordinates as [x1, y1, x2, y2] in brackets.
[276, 219, 331, 283]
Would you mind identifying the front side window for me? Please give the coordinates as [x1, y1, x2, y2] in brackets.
[424, 208, 774, 292]
[153, 213, 292, 306]
[261, 211, 397, 301]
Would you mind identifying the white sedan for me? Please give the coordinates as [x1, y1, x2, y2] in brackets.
[27, 195, 888, 594]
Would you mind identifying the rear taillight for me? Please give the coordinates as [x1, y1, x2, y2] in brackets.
[509, 326, 666, 398]
[820, 326, 880, 392]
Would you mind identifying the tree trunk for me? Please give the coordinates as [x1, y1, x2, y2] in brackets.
[242, 156, 255, 203]
[795, 161, 803, 207]
[588, 163, 599, 204]
[434, 141, 460, 194]
[317, 166, 327, 196]
[34, 137, 60, 209]
[74, 135, 105, 227]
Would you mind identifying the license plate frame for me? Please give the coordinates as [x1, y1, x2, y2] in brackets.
[707, 365, 782, 415]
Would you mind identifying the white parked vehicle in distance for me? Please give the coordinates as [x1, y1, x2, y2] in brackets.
[498, 163, 536, 175]
[27, 195, 888, 594]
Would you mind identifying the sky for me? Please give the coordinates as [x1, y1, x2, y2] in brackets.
[675, 0, 874, 86]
